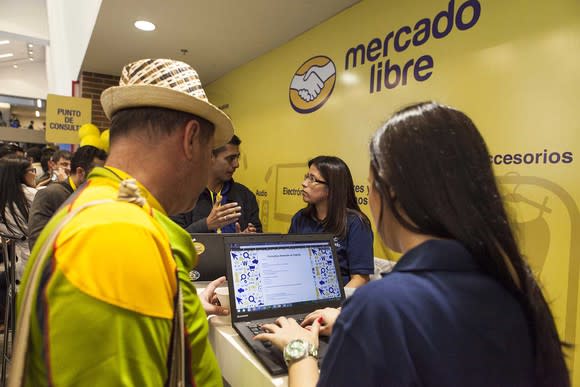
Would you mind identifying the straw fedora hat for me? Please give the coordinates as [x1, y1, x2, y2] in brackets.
[101, 58, 233, 147]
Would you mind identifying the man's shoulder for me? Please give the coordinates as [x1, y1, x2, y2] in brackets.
[58, 177, 168, 234]
[27, 180, 178, 319]
[36, 182, 71, 198]
[228, 181, 259, 204]
[58, 180, 161, 234]
[231, 181, 254, 194]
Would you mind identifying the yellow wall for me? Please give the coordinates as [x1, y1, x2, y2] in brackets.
[206, 0, 580, 382]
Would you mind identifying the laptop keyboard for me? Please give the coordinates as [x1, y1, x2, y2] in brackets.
[247, 318, 306, 348]
[248, 324, 272, 347]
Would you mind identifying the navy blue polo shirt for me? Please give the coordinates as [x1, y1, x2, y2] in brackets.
[318, 239, 533, 387]
[288, 209, 374, 285]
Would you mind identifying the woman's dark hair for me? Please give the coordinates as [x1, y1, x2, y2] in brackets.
[303, 156, 370, 239]
[0, 157, 33, 235]
[369, 101, 569, 386]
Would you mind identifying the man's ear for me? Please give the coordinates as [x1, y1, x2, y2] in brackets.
[389, 186, 397, 201]
[182, 119, 201, 160]
[75, 167, 86, 180]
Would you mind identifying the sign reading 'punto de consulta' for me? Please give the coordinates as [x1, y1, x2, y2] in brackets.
[45, 94, 92, 144]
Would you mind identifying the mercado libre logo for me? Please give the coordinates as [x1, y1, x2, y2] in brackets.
[289, 56, 336, 114]
[344, 0, 481, 94]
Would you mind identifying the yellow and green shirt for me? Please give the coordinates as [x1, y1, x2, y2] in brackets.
[18, 166, 222, 387]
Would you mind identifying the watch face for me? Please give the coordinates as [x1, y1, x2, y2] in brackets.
[284, 339, 318, 366]
[287, 340, 307, 358]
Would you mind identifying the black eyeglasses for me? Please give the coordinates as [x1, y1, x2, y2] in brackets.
[304, 173, 327, 185]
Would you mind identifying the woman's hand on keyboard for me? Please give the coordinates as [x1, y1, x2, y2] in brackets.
[254, 316, 320, 351]
[301, 307, 340, 336]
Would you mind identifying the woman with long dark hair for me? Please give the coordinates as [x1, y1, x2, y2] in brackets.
[0, 156, 37, 325]
[289, 156, 374, 288]
[256, 102, 569, 386]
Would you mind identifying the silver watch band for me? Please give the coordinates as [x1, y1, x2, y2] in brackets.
[284, 339, 319, 366]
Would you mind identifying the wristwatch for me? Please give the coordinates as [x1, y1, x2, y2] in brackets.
[283, 339, 318, 366]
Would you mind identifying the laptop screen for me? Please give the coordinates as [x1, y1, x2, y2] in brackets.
[225, 234, 343, 318]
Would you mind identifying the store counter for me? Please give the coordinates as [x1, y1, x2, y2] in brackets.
[195, 283, 287, 387]
[206, 315, 287, 387]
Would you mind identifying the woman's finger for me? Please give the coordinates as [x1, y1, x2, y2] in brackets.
[260, 323, 280, 333]
[253, 332, 273, 341]
[301, 313, 319, 326]
[275, 316, 290, 327]
[311, 316, 322, 338]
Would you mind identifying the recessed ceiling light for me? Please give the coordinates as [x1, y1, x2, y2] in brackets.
[27, 43, 33, 48]
[134, 20, 156, 31]
[13, 64, 18, 69]
[0, 40, 10, 45]
[0, 53, 14, 59]
[37, 99, 42, 108]
[29, 57, 34, 61]
[35, 110, 40, 118]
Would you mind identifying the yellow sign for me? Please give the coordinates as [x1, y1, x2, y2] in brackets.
[206, 0, 580, 382]
[45, 94, 92, 144]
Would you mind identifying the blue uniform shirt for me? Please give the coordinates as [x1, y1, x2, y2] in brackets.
[318, 239, 533, 387]
[288, 209, 374, 285]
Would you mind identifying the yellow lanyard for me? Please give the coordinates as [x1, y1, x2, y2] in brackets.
[68, 176, 77, 191]
[210, 189, 223, 233]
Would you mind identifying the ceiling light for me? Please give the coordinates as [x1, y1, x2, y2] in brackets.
[37, 99, 42, 108]
[13, 64, 18, 69]
[134, 20, 156, 31]
[35, 110, 40, 118]
[0, 53, 14, 59]
[0, 40, 10, 45]
[27, 43, 33, 48]
[29, 57, 34, 61]
[28, 50, 33, 55]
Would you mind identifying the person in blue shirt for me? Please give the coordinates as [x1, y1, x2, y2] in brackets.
[256, 102, 570, 387]
[288, 155, 373, 288]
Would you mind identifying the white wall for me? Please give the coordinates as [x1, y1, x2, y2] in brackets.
[46, 0, 102, 96]
[0, 61, 48, 99]
[0, 0, 49, 40]
[0, 0, 49, 98]
[0, 0, 102, 97]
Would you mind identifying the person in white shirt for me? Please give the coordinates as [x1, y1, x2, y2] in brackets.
[0, 156, 38, 327]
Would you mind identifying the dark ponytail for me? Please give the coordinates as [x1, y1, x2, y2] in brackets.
[369, 102, 569, 386]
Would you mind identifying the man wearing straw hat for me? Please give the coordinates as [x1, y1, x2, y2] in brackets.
[12, 59, 232, 386]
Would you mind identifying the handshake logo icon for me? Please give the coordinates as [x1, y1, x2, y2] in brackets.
[289, 56, 336, 114]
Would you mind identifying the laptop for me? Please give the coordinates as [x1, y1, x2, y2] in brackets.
[223, 233, 345, 375]
[189, 233, 227, 282]
[189, 233, 282, 282]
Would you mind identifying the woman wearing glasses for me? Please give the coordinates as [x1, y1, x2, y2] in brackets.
[257, 102, 569, 386]
[0, 156, 38, 328]
[289, 156, 373, 288]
